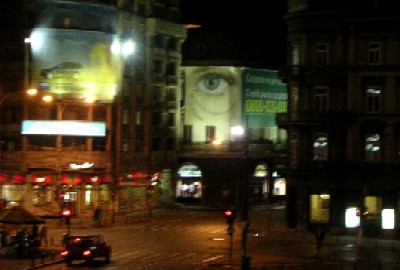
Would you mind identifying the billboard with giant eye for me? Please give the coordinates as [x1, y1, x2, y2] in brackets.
[183, 66, 287, 143]
[29, 0, 120, 102]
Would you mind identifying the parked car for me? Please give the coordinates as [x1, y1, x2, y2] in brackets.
[61, 234, 111, 265]
[40, 61, 82, 80]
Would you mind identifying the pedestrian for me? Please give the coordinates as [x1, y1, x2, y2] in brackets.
[39, 224, 48, 246]
[94, 206, 102, 226]
[31, 224, 39, 240]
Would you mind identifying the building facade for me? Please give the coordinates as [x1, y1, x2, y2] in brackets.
[280, 0, 400, 235]
[178, 65, 288, 210]
[0, 0, 186, 219]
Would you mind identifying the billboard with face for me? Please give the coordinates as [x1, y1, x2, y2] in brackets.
[29, 0, 120, 102]
[184, 66, 287, 143]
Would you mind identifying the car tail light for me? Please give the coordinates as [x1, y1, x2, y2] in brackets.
[83, 250, 92, 257]
[61, 250, 69, 256]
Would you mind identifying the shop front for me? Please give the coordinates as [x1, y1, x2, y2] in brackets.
[0, 173, 25, 208]
[59, 173, 112, 217]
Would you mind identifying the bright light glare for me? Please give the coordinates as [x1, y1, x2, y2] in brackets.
[111, 40, 135, 56]
[29, 30, 45, 52]
[382, 209, 395, 229]
[231, 126, 244, 135]
[122, 40, 135, 56]
[345, 207, 360, 228]
[26, 88, 38, 95]
[42, 95, 53, 102]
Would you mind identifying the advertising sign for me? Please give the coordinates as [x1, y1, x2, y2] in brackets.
[183, 66, 287, 142]
[242, 68, 287, 127]
[30, 0, 119, 102]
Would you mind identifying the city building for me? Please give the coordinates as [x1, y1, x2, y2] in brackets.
[178, 65, 288, 210]
[280, 0, 400, 235]
[0, 0, 186, 219]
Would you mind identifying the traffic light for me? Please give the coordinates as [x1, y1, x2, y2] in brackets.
[224, 209, 236, 226]
[62, 209, 72, 225]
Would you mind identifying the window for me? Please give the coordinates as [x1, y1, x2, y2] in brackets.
[317, 43, 329, 65]
[368, 42, 381, 65]
[291, 44, 299, 65]
[365, 134, 380, 162]
[122, 110, 129, 125]
[309, 194, 330, 223]
[153, 59, 163, 74]
[183, 125, 192, 143]
[315, 86, 329, 112]
[135, 111, 142, 125]
[366, 87, 381, 112]
[205, 126, 216, 143]
[313, 133, 328, 160]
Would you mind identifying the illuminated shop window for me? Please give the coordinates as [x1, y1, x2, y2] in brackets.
[364, 196, 382, 221]
[382, 209, 395, 229]
[85, 185, 93, 206]
[309, 194, 330, 223]
[272, 178, 286, 196]
[345, 207, 360, 228]
[365, 134, 380, 162]
[313, 133, 328, 160]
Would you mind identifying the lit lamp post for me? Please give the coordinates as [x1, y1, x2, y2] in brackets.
[110, 37, 135, 224]
[231, 125, 251, 269]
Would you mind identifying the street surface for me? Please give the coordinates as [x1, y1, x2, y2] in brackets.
[1, 208, 400, 270]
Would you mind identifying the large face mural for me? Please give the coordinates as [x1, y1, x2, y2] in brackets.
[185, 66, 242, 142]
[184, 67, 287, 143]
[29, 0, 119, 102]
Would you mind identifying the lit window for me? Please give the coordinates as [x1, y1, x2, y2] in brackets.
[365, 133, 380, 162]
[366, 87, 381, 112]
[313, 133, 328, 160]
[309, 194, 330, 223]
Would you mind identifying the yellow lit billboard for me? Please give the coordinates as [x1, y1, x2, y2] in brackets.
[30, 1, 119, 102]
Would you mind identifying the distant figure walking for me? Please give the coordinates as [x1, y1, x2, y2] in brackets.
[94, 206, 102, 227]
[39, 224, 48, 246]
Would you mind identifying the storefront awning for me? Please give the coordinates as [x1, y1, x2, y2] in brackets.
[31, 175, 53, 185]
[84, 174, 111, 184]
[61, 173, 82, 185]
[0, 173, 25, 184]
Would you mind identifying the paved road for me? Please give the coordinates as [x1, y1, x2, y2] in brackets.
[1, 208, 400, 270]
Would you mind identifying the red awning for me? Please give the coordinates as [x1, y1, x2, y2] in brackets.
[84, 174, 111, 184]
[0, 173, 25, 184]
[61, 174, 82, 185]
[31, 175, 53, 185]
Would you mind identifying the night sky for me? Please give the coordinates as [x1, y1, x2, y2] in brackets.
[180, 0, 287, 33]
[180, 0, 288, 67]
